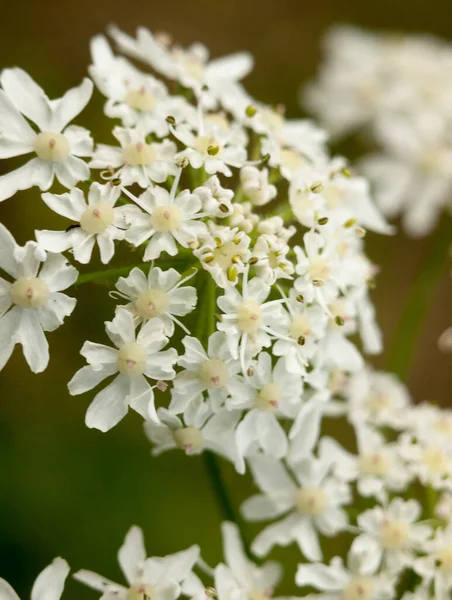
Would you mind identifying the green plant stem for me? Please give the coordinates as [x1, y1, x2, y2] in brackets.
[386, 215, 452, 380]
[74, 253, 195, 286]
[201, 276, 252, 555]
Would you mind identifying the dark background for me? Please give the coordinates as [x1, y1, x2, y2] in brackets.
[0, 0, 451, 597]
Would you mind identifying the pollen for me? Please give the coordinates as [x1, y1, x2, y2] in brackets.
[295, 487, 328, 516]
[34, 131, 70, 162]
[123, 142, 157, 166]
[212, 241, 242, 269]
[150, 205, 182, 232]
[379, 520, 409, 549]
[342, 577, 375, 600]
[255, 382, 281, 412]
[199, 358, 229, 389]
[80, 204, 114, 234]
[173, 426, 204, 454]
[237, 300, 262, 335]
[134, 289, 169, 319]
[126, 87, 157, 112]
[10, 277, 50, 309]
[117, 343, 147, 376]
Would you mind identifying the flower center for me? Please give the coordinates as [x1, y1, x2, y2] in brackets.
[308, 257, 330, 284]
[195, 135, 218, 156]
[422, 447, 448, 477]
[199, 358, 229, 389]
[126, 87, 157, 112]
[173, 427, 204, 454]
[379, 520, 409, 549]
[182, 57, 205, 81]
[280, 148, 305, 172]
[436, 547, 452, 575]
[248, 590, 272, 600]
[10, 277, 50, 309]
[117, 342, 147, 376]
[255, 382, 281, 412]
[324, 185, 343, 208]
[366, 393, 392, 415]
[134, 289, 169, 319]
[150, 205, 182, 232]
[289, 314, 312, 341]
[359, 452, 389, 477]
[34, 131, 70, 162]
[295, 487, 328, 516]
[213, 242, 241, 269]
[342, 577, 375, 600]
[237, 300, 262, 335]
[80, 204, 114, 234]
[123, 142, 157, 166]
[127, 584, 156, 600]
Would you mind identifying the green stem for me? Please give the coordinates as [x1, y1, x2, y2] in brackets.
[74, 253, 195, 286]
[386, 215, 452, 380]
[202, 276, 252, 555]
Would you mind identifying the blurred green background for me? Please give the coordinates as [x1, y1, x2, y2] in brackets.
[1, 0, 452, 596]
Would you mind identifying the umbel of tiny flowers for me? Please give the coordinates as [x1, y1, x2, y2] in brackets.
[0, 69, 93, 201]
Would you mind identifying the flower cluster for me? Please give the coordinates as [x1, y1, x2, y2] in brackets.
[304, 25, 452, 236]
[1, 24, 452, 600]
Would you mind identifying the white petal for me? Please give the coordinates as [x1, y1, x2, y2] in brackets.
[0, 158, 54, 202]
[118, 526, 147, 585]
[221, 522, 251, 584]
[54, 156, 90, 188]
[0, 222, 19, 278]
[41, 188, 86, 220]
[50, 79, 93, 131]
[31, 558, 70, 600]
[293, 518, 322, 561]
[295, 562, 347, 591]
[35, 230, 74, 253]
[38, 253, 78, 291]
[73, 570, 123, 593]
[17, 309, 49, 373]
[0, 306, 21, 371]
[39, 293, 76, 331]
[0, 578, 20, 600]
[63, 125, 93, 157]
[0, 89, 36, 144]
[1, 68, 52, 130]
[68, 364, 117, 395]
[85, 376, 129, 432]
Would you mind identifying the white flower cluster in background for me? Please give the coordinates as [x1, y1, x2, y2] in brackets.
[304, 25, 452, 236]
[1, 25, 452, 600]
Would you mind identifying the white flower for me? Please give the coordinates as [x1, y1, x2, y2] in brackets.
[240, 166, 277, 206]
[0, 69, 93, 201]
[195, 226, 251, 288]
[398, 433, 452, 491]
[214, 522, 284, 600]
[320, 427, 412, 503]
[251, 234, 294, 284]
[145, 399, 241, 465]
[192, 175, 234, 218]
[272, 289, 327, 376]
[296, 547, 394, 600]
[125, 185, 208, 260]
[169, 332, 248, 414]
[217, 270, 288, 369]
[414, 525, 452, 599]
[108, 26, 253, 101]
[241, 454, 351, 560]
[35, 182, 130, 264]
[90, 126, 178, 186]
[114, 266, 197, 336]
[353, 498, 432, 575]
[0, 224, 77, 373]
[68, 308, 177, 431]
[173, 121, 247, 177]
[228, 352, 303, 468]
[74, 525, 199, 600]
[0, 558, 70, 600]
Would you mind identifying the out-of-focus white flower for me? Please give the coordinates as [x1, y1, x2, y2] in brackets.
[0, 558, 70, 600]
